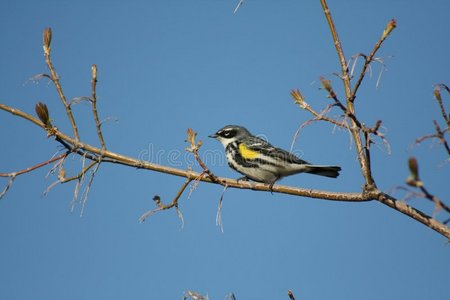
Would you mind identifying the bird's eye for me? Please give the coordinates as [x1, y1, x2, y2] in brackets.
[220, 129, 235, 138]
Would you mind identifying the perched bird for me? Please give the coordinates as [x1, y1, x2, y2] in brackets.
[209, 125, 341, 189]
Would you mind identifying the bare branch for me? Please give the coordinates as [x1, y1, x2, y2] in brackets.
[290, 90, 345, 128]
[433, 84, 450, 126]
[186, 128, 220, 183]
[0, 152, 67, 178]
[2, 18, 450, 243]
[319, 77, 363, 128]
[0, 103, 369, 201]
[320, 0, 351, 89]
[0, 177, 15, 200]
[43, 28, 80, 142]
[405, 158, 450, 217]
[3, 101, 449, 238]
[216, 184, 229, 232]
[90, 64, 107, 150]
[376, 192, 449, 238]
[433, 120, 450, 155]
[351, 19, 396, 100]
[139, 178, 192, 223]
[320, 0, 376, 190]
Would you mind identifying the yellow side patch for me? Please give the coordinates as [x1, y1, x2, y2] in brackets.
[238, 143, 260, 159]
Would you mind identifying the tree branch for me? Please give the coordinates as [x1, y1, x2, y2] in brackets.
[351, 19, 397, 101]
[320, 0, 378, 190]
[43, 28, 80, 142]
[1, 102, 449, 238]
[90, 64, 107, 150]
[139, 178, 192, 223]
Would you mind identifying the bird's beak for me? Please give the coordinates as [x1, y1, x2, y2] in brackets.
[208, 133, 218, 138]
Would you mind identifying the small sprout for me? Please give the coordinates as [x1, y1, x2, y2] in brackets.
[381, 19, 397, 40]
[186, 128, 202, 151]
[290, 89, 305, 104]
[43, 27, 52, 55]
[91, 64, 97, 82]
[186, 128, 196, 144]
[35, 102, 52, 129]
[320, 76, 336, 99]
[433, 86, 442, 102]
[406, 157, 423, 187]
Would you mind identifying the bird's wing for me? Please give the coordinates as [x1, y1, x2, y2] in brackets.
[244, 136, 309, 165]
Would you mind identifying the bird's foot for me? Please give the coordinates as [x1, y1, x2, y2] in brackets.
[268, 178, 279, 194]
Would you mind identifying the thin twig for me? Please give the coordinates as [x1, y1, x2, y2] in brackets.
[419, 185, 450, 216]
[433, 120, 450, 155]
[319, 77, 363, 128]
[216, 184, 229, 232]
[290, 90, 345, 128]
[0, 177, 15, 200]
[433, 84, 450, 126]
[351, 20, 396, 101]
[290, 103, 344, 151]
[60, 161, 98, 184]
[186, 128, 220, 183]
[320, 0, 351, 90]
[0, 152, 67, 178]
[90, 64, 107, 149]
[80, 162, 101, 216]
[43, 28, 80, 142]
[139, 178, 192, 222]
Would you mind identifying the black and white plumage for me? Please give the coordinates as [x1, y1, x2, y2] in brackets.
[209, 125, 341, 187]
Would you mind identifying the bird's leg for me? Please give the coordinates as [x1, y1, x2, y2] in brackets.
[268, 177, 280, 194]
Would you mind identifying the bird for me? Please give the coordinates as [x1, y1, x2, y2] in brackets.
[209, 125, 341, 189]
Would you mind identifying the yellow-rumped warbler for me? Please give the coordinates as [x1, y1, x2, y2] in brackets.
[209, 125, 341, 188]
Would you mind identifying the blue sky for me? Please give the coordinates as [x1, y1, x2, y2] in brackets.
[1, 1, 449, 299]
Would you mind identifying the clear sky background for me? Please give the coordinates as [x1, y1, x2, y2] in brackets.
[1, 1, 449, 299]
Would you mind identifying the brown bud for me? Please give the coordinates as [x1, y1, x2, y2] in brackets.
[433, 86, 442, 102]
[186, 128, 196, 144]
[43, 28, 52, 55]
[320, 76, 336, 98]
[381, 19, 396, 40]
[91, 64, 97, 82]
[406, 157, 422, 187]
[290, 89, 304, 102]
[35, 102, 51, 128]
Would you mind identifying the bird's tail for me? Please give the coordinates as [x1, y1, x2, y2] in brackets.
[304, 165, 341, 178]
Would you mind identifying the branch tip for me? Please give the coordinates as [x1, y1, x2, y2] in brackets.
[35, 102, 51, 129]
[91, 64, 97, 82]
[382, 19, 397, 40]
[406, 157, 422, 187]
[43, 27, 52, 55]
